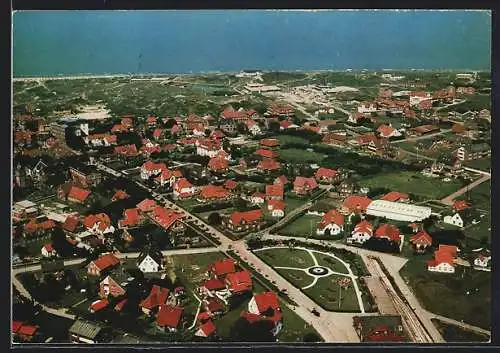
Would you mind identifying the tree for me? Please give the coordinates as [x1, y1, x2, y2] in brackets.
[207, 212, 222, 226]
[268, 120, 281, 133]
[164, 118, 177, 129]
[230, 317, 275, 342]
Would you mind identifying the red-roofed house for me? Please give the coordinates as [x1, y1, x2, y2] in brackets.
[452, 200, 471, 212]
[156, 306, 183, 332]
[12, 322, 38, 341]
[195, 320, 217, 338]
[410, 230, 433, 253]
[67, 186, 91, 204]
[84, 213, 115, 236]
[114, 144, 138, 157]
[260, 138, 280, 148]
[381, 191, 409, 203]
[199, 278, 227, 296]
[149, 206, 185, 233]
[204, 297, 224, 316]
[111, 124, 127, 133]
[199, 185, 230, 202]
[140, 285, 170, 315]
[196, 138, 223, 158]
[247, 291, 283, 336]
[246, 119, 262, 136]
[349, 220, 374, 244]
[317, 210, 344, 236]
[136, 199, 158, 213]
[225, 270, 253, 294]
[153, 128, 164, 140]
[99, 273, 127, 298]
[41, 243, 57, 258]
[293, 177, 318, 196]
[141, 161, 168, 180]
[62, 216, 80, 233]
[87, 253, 121, 276]
[315, 167, 340, 184]
[89, 299, 109, 313]
[256, 149, 279, 159]
[111, 189, 129, 202]
[427, 245, 457, 273]
[342, 195, 372, 214]
[274, 175, 289, 186]
[224, 179, 238, 191]
[374, 224, 402, 244]
[250, 192, 266, 205]
[146, 116, 157, 126]
[224, 210, 264, 232]
[265, 183, 284, 200]
[118, 208, 142, 229]
[154, 168, 181, 188]
[209, 258, 236, 279]
[173, 178, 198, 199]
[257, 159, 281, 172]
[114, 299, 128, 312]
[208, 157, 229, 173]
[267, 200, 286, 218]
[210, 129, 225, 140]
[377, 124, 401, 138]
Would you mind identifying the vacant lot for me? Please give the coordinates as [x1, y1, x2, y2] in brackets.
[279, 148, 327, 164]
[272, 135, 310, 147]
[400, 255, 491, 330]
[464, 156, 491, 172]
[359, 171, 463, 199]
[278, 214, 323, 238]
[431, 319, 490, 343]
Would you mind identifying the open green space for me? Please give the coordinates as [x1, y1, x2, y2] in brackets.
[271, 135, 310, 147]
[277, 269, 315, 289]
[314, 253, 349, 274]
[464, 156, 491, 172]
[279, 148, 327, 164]
[277, 214, 323, 238]
[431, 319, 490, 343]
[400, 255, 491, 330]
[256, 248, 315, 268]
[303, 275, 359, 312]
[359, 171, 463, 199]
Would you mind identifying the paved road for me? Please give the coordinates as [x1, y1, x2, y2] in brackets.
[440, 174, 490, 206]
[391, 129, 452, 145]
[431, 314, 491, 337]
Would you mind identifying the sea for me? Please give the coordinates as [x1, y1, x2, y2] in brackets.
[12, 10, 491, 77]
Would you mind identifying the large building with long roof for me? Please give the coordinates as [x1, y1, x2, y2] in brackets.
[366, 200, 432, 222]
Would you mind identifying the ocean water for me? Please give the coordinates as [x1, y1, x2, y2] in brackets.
[12, 10, 491, 77]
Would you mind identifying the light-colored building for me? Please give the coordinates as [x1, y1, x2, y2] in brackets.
[366, 200, 432, 222]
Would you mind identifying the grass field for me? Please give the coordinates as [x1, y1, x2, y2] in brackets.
[279, 148, 327, 164]
[359, 171, 463, 199]
[277, 214, 322, 238]
[256, 248, 315, 268]
[400, 255, 491, 330]
[464, 156, 491, 172]
[277, 268, 315, 289]
[271, 135, 310, 147]
[303, 275, 360, 312]
[315, 253, 349, 274]
[431, 319, 490, 343]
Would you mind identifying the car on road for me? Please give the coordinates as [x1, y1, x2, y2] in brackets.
[311, 308, 320, 317]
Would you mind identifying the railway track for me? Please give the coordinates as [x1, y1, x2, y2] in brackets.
[365, 256, 434, 343]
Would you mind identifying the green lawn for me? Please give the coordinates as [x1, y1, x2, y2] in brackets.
[400, 255, 491, 330]
[278, 214, 323, 238]
[314, 252, 349, 274]
[26, 235, 52, 257]
[279, 148, 327, 164]
[456, 180, 491, 211]
[272, 135, 310, 147]
[464, 156, 491, 172]
[303, 275, 360, 312]
[431, 319, 490, 343]
[359, 171, 463, 199]
[277, 268, 315, 289]
[256, 248, 315, 268]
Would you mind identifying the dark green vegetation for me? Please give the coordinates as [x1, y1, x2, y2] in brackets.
[400, 255, 491, 330]
[431, 319, 490, 343]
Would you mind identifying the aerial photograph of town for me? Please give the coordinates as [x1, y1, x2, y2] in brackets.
[11, 10, 491, 345]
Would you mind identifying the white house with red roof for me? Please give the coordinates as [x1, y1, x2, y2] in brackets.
[293, 177, 318, 196]
[136, 198, 158, 213]
[374, 224, 402, 244]
[246, 291, 283, 336]
[409, 230, 433, 253]
[155, 168, 182, 188]
[208, 157, 229, 173]
[316, 210, 344, 236]
[156, 306, 183, 332]
[265, 183, 284, 200]
[409, 91, 431, 106]
[118, 208, 142, 229]
[83, 213, 115, 237]
[173, 178, 198, 199]
[377, 124, 401, 138]
[257, 159, 281, 173]
[198, 185, 230, 202]
[474, 252, 491, 269]
[225, 270, 253, 295]
[141, 161, 168, 180]
[196, 138, 223, 158]
[246, 119, 262, 136]
[427, 245, 457, 273]
[87, 253, 121, 276]
[267, 200, 286, 218]
[41, 243, 57, 258]
[195, 320, 217, 338]
[250, 192, 266, 205]
[67, 186, 91, 204]
[224, 210, 264, 232]
[315, 167, 340, 184]
[348, 220, 374, 244]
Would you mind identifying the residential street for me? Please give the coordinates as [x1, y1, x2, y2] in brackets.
[440, 174, 490, 205]
[391, 129, 452, 144]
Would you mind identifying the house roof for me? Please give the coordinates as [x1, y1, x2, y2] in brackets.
[268, 200, 286, 211]
[141, 285, 170, 310]
[150, 207, 183, 230]
[230, 210, 264, 225]
[43, 243, 55, 252]
[68, 186, 91, 202]
[200, 185, 229, 200]
[63, 215, 79, 232]
[83, 213, 112, 230]
[112, 189, 130, 201]
[410, 230, 432, 245]
[202, 278, 227, 291]
[252, 192, 266, 200]
[156, 306, 183, 328]
[319, 210, 344, 229]
[374, 224, 401, 243]
[343, 195, 372, 212]
[253, 292, 280, 313]
[90, 299, 109, 312]
[175, 178, 194, 190]
[205, 297, 224, 313]
[353, 220, 373, 235]
[274, 175, 289, 185]
[265, 183, 284, 198]
[226, 270, 253, 293]
[153, 128, 164, 139]
[17, 324, 38, 336]
[197, 312, 211, 322]
[315, 167, 338, 179]
[12, 321, 23, 333]
[136, 199, 158, 212]
[114, 299, 128, 311]
[356, 134, 377, 145]
[438, 244, 458, 257]
[208, 157, 229, 171]
[256, 149, 279, 159]
[224, 179, 238, 190]
[260, 138, 280, 148]
[377, 124, 396, 137]
[381, 191, 409, 202]
[91, 253, 120, 271]
[294, 177, 318, 190]
[69, 320, 102, 339]
[121, 208, 141, 227]
[197, 320, 217, 337]
[115, 144, 138, 156]
[257, 159, 281, 170]
[452, 200, 471, 211]
[427, 248, 455, 267]
[211, 258, 236, 277]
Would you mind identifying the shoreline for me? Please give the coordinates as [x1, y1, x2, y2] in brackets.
[12, 68, 488, 82]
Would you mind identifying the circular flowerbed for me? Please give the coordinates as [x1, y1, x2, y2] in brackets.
[307, 266, 329, 276]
